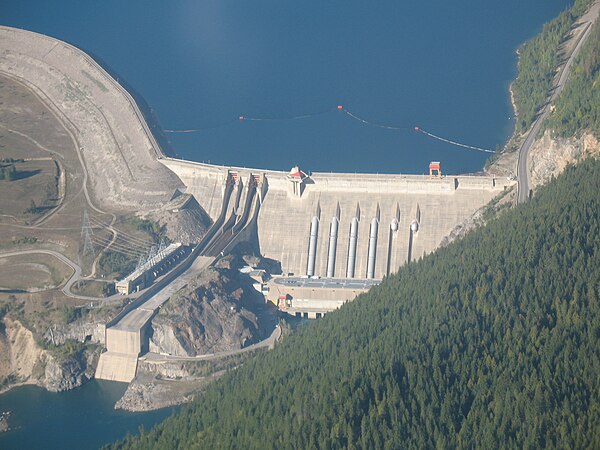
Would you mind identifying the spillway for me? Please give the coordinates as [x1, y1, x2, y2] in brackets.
[366, 217, 379, 279]
[326, 217, 339, 277]
[306, 216, 319, 276]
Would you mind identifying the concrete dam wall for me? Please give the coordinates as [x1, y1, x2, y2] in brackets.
[161, 158, 514, 279]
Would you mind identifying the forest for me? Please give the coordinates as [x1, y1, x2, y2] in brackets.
[544, 19, 600, 137]
[109, 158, 600, 448]
[512, 0, 594, 133]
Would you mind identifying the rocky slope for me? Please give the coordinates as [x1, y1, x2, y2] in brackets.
[0, 316, 100, 393]
[116, 346, 266, 412]
[0, 317, 42, 387]
[528, 131, 600, 189]
[149, 266, 264, 356]
[40, 348, 98, 392]
[141, 194, 212, 246]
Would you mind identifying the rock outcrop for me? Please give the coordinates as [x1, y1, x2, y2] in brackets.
[0, 317, 43, 385]
[0, 317, 100, 393]
[115, 379, 197, 412]
[42, 321, 105, 347]
[149, 267, 262, 357]
[528, 131, 600, 189]
[0, 412, 10, 433]
[142, 194, 212, 246]
[41, 349, 98, 392]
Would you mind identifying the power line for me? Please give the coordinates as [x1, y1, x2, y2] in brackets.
[88, 216, 155, 247]
[81, 210, 95, 259]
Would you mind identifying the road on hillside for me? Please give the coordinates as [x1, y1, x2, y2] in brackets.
[141, 323, 282, 362]
[0, 249, 121, 302]
[517, 2, 600, 203]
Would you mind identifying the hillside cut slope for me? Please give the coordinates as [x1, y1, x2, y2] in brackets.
[111, 159, 600, 449]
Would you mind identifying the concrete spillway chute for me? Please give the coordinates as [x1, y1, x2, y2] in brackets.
[366, 217, 379, 279]
[306, 215, 319, 276]
[326, 216, 339, 278]
[346, 216, 359, 278]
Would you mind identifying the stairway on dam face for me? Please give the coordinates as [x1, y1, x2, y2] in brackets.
[161, 159, 514, 280]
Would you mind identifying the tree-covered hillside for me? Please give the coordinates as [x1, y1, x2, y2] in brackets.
[111, 159, 600, 449]
[544, 19, 600, 136]
[512, 0, 594, 133]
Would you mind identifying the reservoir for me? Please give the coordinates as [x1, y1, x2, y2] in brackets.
[2, 0, 570, 174]
[0, 381, 174, 450]
[0, 0, 572, 448]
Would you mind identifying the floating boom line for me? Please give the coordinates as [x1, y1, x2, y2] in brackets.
[342, 108, 412, 131]
[414, 127, 495, 153]
[164, 118, 239, 134]
[163, 103, 495, 153]
[238, 107, 336, 122]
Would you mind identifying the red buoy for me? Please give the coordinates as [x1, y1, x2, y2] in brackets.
[239, 116, 245, 120]
[337, 105, 343, 110]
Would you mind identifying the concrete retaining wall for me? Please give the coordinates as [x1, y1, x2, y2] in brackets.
[106, 328, 141, 356]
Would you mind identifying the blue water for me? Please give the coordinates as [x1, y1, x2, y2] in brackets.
[0, 381, 174, 450]
[2, 0, 570, 174]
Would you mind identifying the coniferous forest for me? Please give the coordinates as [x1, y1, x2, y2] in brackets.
[544, 19, 600, 137]
[111, 159, 600, 449]
[512, 0, 594, 133]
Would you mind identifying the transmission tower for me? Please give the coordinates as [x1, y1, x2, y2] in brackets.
[136, 254, 146, 271]
[81, 210, 95, 259]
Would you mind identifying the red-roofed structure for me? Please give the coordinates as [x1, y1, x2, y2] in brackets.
[287, 166, 308, 197]
[429, 161, 442, 178]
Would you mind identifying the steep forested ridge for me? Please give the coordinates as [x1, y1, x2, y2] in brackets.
[512, 0, 594, 133]
[544, 19, 600, 136]
[111, 160, 600, 449]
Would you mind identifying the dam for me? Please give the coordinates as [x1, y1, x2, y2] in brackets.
[1, 24, 515, 383]
[161, 158, 514, 283]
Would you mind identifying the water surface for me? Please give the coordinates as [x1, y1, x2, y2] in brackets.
[0, 381, 174, 450]
[2, 0, 570, 174]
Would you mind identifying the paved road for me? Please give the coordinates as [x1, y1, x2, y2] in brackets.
[0, 249, 122, 302]
[111, 255, 213, 332]
[517, 2, 600, 203]
[274, 276, 381, 290]
[141, 324, 282, 362]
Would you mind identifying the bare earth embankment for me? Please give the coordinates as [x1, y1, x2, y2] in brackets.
[0, 26, 182, 211]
